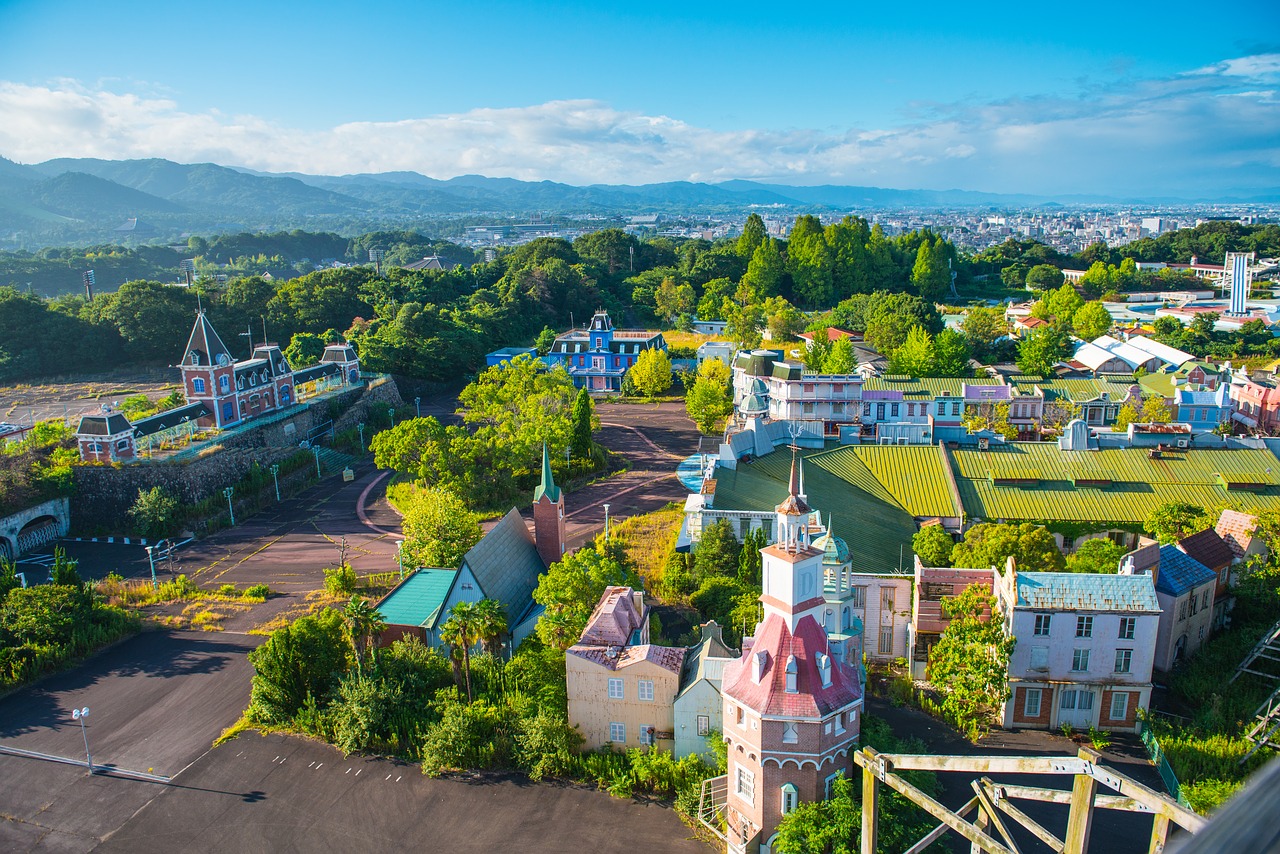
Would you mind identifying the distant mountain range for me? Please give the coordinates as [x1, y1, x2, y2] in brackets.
[1, 155, 1277, 247]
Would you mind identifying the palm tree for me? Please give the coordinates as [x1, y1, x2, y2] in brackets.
[474, 598, 509, 658]
[344, 595, 386, 675]
[440, 601, 483, 703]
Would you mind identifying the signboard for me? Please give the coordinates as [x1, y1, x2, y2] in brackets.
[343, 468, 355, 482]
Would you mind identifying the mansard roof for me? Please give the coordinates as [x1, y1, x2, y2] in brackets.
[721, 613, 861, 717]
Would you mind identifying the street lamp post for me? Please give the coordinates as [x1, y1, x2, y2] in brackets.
[357, 422, 365, 453]
[270, 464, 280, 502]
[415, 397, 421, 418]
[313, 445, 321, 477]
[388, 407, 395, 427]
[397, 540, 404, 579]
[223, 487, 235, 526]
[603, 503, 611, 541]
[72, 707, 92, 773]
[144, 545, 157, 589]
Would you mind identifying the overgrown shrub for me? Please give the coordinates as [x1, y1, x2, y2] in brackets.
[244, 584, 271, 599]
[323, 564, 357, 595]
[247, 608, 348, 724]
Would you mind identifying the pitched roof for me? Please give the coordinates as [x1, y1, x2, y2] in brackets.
[375, 568, 459, 629]
[461, 508, 546, 620]
[679, 622, 738, 697]
[567, 642, 686, 674]
[1177, 528, 1234, 571]
[292, 362, 341, 384]
[721, 613, 862, 717]
[182, 311, 233, 367]
[131, 402, 211, 438]
[1015, 571, 1160, 613]
[534, 444, 561, 503]
[76, 413, 133, 436]
[578, 586, 645, 646]
[1125, 335, 1194, 367]
[1216, 509, 1260, 559]
[1155, 546, 1217, 597]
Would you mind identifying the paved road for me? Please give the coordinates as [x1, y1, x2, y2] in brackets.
[97, 733, 710, 854]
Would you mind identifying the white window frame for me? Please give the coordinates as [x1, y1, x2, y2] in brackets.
[881, 587, 896, 611]
[1114, 648, 1132, 674]
[609, 721, 625, 743]
[608, 677, 624, 699]
[1076, 616, 1093, 638]
[878, 626, 893, 655]
[824, 772, 841, 799]
[1071, 648, 1090, 672]
[638, 679, 654, 701]
[1024, 687, 1042, 718]
[696, 715, 710, 737]
[736, 766, 755, 804]
[781, 783, 798, 815]
[192, 377, 206, 394]
[639, 725, 653, 746]
[782, 721, 799, 744]
[1119, 617, 1136, 640]
[1110, 692, 1128, 721]
[850, 586, 866, 609]
[1033, 613, 1051, 636]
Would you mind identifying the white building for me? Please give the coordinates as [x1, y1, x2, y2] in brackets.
[1120, 542, 1217, 673]
[673, 622, 738, 760]
[995, 559, 1160, 734]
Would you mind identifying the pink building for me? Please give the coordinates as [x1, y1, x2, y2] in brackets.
[715, 452, 863, 853]
[1230, 376, 1280, 433]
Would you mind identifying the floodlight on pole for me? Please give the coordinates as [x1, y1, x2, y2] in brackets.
[72, 706, 93, 773]
[415, 397, 421, 418]
[357, 422, 365, 452]
[145, 545, 158, 589]
[223, 487, 235, 526]
[603, 503, 611, 541]
[82, 270, 96, 302]
[313, 445, 322, 477]
[270, 464, 280, 502]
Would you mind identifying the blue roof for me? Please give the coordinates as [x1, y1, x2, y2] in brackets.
[375, 568, 458, 629]
[1156, 545, 1218, 597]
[1016, 572, 1160, 613]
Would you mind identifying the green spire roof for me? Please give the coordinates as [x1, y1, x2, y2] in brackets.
[534, 443, 561, 503]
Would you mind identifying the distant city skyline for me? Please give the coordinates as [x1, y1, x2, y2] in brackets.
[0, 0, 1277, 197]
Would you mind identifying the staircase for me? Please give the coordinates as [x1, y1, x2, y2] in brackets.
[1230, 617, 1280, 763]
[314, 447, 356, 476]
[1230, 617, 1280, 683]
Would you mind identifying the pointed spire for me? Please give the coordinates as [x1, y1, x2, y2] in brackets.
[798, 454, 806, 500]
[788, 445, 800, 497]
[534, 443, 561, 503]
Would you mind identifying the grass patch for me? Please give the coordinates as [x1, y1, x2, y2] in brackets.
[214, 713, 258, 746]
[611, 503, 685, 591]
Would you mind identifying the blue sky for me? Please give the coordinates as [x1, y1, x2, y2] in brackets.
[0, 0, 1277, 196]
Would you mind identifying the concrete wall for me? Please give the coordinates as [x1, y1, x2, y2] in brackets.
[0, 497, 70, 560]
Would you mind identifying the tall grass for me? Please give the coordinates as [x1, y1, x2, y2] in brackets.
[611, 503, 685, 592]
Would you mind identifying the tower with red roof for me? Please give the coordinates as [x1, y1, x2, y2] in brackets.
[718, 449, 864, 853]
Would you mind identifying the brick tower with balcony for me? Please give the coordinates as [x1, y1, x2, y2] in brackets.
[532, 444, 566, 567]
[718, 449, 864, 854]
[178, 311, 240, 429]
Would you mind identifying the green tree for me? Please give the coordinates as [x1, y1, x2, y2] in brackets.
[933, 328, 971, 377]
[737, 527, 765, 585]
[343, 595, 386, 675]
[459, 355, 578, 467]
[1144, 502, 1211, 544]
[371, 417, 448, 476]
[1078, 261, 1114, 297]
[629, 348, 673, 398]
[926, 586, 1014, 732]
[913, 525, 954, 567]
[1071, 301, 1113, 340]
[474, 598, 509, 657]
[737, 213, 768, 258]
[864, 292, 942, 355]
[962, 402, 1018, 441]
[570, 388, 594, 458]
[1066, 539, 1127, 574]
[48, 548, 82, 587]
[284, 332, 326, 368]
[694, 519, 741, 580]
[534, 325, 558, 356]
[1016, 327, 1069, 376]
[961, 306, 1009, 362]
[824, 337, 856, 374]
[686, 361, 734, 434]
[533, 546, 640, 650]
[127, 486, 180, 539]
[910, 238, 951, 302]
[400, 486, 483, 569]
[804, 327, 834, 372]
[951, 523, 1065, 571]
[1141, 394, 1173, 424]
[887, 326, 936, 376]
[787, 215, 834, 308]
[826, 216, 873, 298]
[689, 576, 752, 636]
[0, 557, 19, 601]
[763, 296, 806, 342]
[1034, 283, 1085, 327]
[247, 608, 348, 724]
[1113, 400, 1141, 432]
[440, 600, 484, 703]
[655, 277, 696, 323]
[1025, 263, 1066, 291]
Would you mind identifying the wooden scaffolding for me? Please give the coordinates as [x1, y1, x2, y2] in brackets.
[855, 746, 1205, 854]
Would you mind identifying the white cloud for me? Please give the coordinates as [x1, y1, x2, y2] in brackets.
[0, 54, 1278, 196]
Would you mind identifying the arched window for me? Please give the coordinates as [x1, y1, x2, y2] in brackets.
[219, 375, 230, 394]
[780, 783, 798, 815]
[192, 377, 206, 394]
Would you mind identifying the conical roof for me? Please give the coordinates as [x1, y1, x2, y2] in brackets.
[533, 443, 561, 503]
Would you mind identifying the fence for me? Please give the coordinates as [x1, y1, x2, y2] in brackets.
[1138, 718, 1194, 809]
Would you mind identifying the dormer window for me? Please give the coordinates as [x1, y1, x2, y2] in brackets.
[189, 350, 201, 366]
[817, 652, 832, 688]
[752, 650, 769, 683]
[785, 655, 798, 693]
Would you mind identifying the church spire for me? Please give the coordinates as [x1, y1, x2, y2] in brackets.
[534, 443, 561, 503]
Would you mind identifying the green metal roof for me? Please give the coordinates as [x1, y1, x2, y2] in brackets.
[862, 376, 1002, 397]
[711, 449, 916, 575]
[376, 568, 458, 629]
[949, 443, 1280, 525]
[534, 444, 561, 503]
[1009, 376, 1138, 404]
[814, 445, 960, 519]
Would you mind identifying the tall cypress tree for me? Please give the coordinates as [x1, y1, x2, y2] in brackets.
[570, 387, 593, 458]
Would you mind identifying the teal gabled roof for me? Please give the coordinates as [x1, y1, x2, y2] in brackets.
[376, 568, 458, 629]
[534, 444, 561, 503]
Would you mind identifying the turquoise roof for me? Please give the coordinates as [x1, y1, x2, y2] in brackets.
[534, 444, 561, 503]
[1015, 572, 1160, 613]
[376, 568, 458, 629]
[812, 532, 850, 566]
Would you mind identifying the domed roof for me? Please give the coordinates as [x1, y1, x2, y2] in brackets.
[747, 377, 769, 396]
[812, 531, 850, 566]
[741, 393, 769, 414]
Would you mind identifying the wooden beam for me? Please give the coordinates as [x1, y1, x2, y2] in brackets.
[996, 783, 1149, 812]
[1148, 814, 1170, 854]
[862, 749, 880, 854]
[1080, 757, 1206, 831]
[864, 753, 1086, 775]
[902, 796, 979, 854]
[971, 778, 1023, 854]
[983, 781, 1066, 853]
[1064, 747, 1100, 854]
[854, 750, 1013, 854]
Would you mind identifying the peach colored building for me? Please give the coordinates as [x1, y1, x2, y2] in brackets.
[566, 587, 685, 751]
